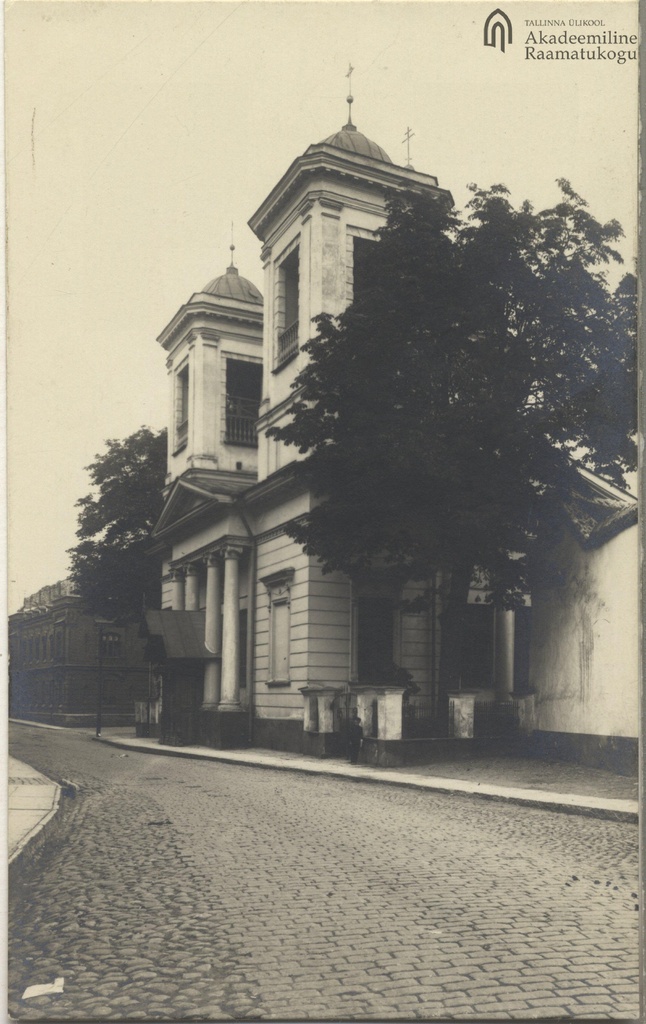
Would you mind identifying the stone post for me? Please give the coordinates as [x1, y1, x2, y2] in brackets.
[203, 554, 222, 709]
[449, 693, 476, 738]
[378, 688, 404, 741]
[316, 692, 335, 733]
[185, 563, 200, 612]
[494, 609, 515, 700]
[170, 569, 185, 611]
[356, 690, 376, 737]
[220, 546, 242, 710]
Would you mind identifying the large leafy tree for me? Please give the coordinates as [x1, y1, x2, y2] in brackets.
[269, 183, 636, 691]
[68, 427, 167, 621]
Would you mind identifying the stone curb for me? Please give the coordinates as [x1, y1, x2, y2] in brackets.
[94, 734, 638, 823]
[9, 781, 61, 867]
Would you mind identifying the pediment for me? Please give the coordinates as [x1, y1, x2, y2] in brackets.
[153, 477, 232, 538]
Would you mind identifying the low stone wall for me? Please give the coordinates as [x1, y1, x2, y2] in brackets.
[251, 717, 304, 753]
[199, 709, 249, 750]
[302, 731, 345, 759]
[360, 736, 517, 768]
[522, 730, 637, 777]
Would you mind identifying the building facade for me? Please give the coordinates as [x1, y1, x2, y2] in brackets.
[9, 580, 150, 727]
[147, 115, 637, 772]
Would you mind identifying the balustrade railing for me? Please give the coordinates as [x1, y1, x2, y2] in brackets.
[403, 697, 444, 738]
[473, 699, 519, 737]
[277, 320, 299, 364]
[226, 396, 258, 446]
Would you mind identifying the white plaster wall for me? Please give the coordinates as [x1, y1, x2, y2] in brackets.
[254, 532, 310, 721]
[529, 525, 638, 739]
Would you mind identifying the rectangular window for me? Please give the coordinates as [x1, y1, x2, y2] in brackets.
[353, 236, 377, 304]
[226, 360, 262, 446]
[175, 364, 189, 449]
[270, 600, 290, 682]
[102, 632, 122, 659]
[261, 568, 294, 686]
[276, 247, 299, 367]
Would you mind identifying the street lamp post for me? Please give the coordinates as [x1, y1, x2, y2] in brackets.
[94, 617, 115, 738]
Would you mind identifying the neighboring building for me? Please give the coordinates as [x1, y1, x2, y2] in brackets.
[9, 580, 150, 727]
[526, 470, 638, 774]
[145, 110, 637, 772]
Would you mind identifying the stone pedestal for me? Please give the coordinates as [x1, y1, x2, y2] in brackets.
[448, 692, 476, 738]
[200, 708, 248, 749]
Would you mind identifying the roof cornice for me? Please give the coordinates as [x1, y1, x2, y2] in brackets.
[248, 143, 452, 242]
[157, 295, 263, 351]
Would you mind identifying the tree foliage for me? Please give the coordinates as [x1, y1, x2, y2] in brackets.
[68, 427, 167, 621]
[268, 183, 636, 688]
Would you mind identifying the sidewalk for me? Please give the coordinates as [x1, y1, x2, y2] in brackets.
[93, 728, 638, 822]
[9, 718, 638, 823]
[8, 756, 61, 864]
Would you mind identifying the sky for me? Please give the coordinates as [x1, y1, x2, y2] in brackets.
[6, 0, 638, 612]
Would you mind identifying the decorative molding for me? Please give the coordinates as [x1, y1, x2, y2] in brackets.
[199, 328, 221, 344]
[222, 544, 244, 560]
[260, 567, 295, 603]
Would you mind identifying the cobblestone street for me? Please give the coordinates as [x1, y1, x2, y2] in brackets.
[9, 724, 639, 1021]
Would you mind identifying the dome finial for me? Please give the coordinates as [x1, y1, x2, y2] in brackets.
[344, 62, 356, 131]
[227, 222, 238, 275]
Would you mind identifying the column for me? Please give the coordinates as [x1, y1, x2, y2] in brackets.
[170, 569, 185, 611]
[203, 554, 222, 709]
[493, 609, 515, 700]
[185, 563, 200, 611]
[220, 546, 243, 710]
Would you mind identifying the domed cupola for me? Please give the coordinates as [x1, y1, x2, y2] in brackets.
[203, 248, 263, 305]
[320, 70, 392, 164]
[321, 122, 392, 164]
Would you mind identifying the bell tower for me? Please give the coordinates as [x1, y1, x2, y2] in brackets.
[248, 97, 452, 483]
[157, 249, 263, 488]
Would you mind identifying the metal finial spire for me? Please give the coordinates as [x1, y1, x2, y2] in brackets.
[345, 63, 355, 128]
[228, 222, 238, 274]
[228, 223, 236, 266]
[402, 126, 415, 168]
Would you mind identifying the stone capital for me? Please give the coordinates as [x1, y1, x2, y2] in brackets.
[222, 545, 244, 561]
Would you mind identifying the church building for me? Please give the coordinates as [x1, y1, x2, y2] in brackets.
[146, 102, 638, 773]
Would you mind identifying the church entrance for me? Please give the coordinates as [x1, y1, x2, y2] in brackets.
[159, 662, 203, 746]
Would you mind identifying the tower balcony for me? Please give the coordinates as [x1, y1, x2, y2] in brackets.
[226, 396, 259, 446]
[277, 320, 299, 367]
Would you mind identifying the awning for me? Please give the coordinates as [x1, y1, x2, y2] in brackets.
[142, 609, 214, 661]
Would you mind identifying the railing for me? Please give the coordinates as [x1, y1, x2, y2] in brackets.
[473, 700, 519, 738]
[226, 396, 258, 446]
[403, 697, 443, 738]
[176, 418, 188, 448]
[277, 320, 299, 365]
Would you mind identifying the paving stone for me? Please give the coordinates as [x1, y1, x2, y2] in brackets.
[8, 723, 639, 1021]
